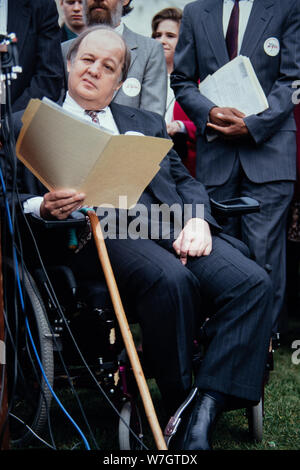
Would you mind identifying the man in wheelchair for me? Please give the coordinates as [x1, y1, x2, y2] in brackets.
[1, 25, 273, 451]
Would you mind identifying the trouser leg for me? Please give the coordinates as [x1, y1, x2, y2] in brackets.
[186, 235, 273, 402]
[70, 237, 201, 414]
[207, 162, 294, 333]
[240, 179, 294, 333]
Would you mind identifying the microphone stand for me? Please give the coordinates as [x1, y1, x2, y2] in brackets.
[0, 32, 22, 450]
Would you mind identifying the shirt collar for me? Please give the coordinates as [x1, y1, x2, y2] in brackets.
[63, 92, 109, 116]
[115, 19, 124, 35]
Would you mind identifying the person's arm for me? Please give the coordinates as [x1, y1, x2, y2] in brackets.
[172, 1, 300, 143]
[171, 5, 216, 135]
[173, 217, 212, 265]
[12, 0, 64, 111]
[139, 40, 168, 117]
[243, 0, 300, 144]
[40, 189, 86, 220]
[22, 190, 86, 220]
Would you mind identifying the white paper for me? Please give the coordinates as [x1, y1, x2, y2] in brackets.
[199, 56, 269, 116]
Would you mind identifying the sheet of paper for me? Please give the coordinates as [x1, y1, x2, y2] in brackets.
[199, 56, 269, 116]
[16, 99, 173, 209]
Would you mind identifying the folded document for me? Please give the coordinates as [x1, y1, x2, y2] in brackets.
[199, 55, 269, 116]
[16, 98, 173, 209]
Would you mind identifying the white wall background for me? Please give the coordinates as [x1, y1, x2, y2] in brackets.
[122, 0, 192, 36]
[55, 0, 192, 36]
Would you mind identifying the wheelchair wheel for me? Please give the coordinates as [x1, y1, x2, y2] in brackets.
[247, 397, 263, 442]
[3, 258, 54, 447]
[118, 400, 143, 450]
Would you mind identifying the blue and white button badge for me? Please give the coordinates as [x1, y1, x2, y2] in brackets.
[264, 37, 280, 57]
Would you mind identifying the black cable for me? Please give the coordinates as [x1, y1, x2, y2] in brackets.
[17, 210, 148, 449]
[19, 254, 99, 450]
[1, 148, 147, 449]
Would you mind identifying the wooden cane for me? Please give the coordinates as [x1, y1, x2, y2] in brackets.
[87, 210, 167, 451]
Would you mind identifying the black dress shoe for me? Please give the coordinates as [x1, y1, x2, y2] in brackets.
[182, 393, 224, 450]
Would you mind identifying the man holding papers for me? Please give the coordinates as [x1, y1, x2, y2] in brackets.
[171, 0, 300, 334]
[2, 26, 274, 450]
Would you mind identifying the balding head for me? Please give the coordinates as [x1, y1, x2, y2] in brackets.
[67, 26, 131, 110]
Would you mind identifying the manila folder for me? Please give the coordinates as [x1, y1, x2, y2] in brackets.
[16, 98, 173, 209]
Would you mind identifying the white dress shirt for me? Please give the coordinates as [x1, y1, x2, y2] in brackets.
[223, 0, 254, 54]
[115, 20, 124, 36]
[165, 76, 176, 125]
[165, 75, 186, 133]
[63, 92, 120, 135]
[23, 93, 120, 216]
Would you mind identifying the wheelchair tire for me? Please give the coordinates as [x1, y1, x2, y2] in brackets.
[118, 400, 143, 450]
[3, 258, 54, 448]
[247, 397, 263, 443]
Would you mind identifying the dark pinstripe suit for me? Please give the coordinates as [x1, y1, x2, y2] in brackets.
[7, 0, 64, 112]
[2, 104, 273, 414]
[171, 0, 300, 332]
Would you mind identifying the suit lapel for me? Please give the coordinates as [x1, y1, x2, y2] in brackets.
[7, 0, 31, 57]
[240, 0, 275, 58]
[122, 24, 138, 68]
[109, 102, 138, 134]
[202, 0, 230, 67]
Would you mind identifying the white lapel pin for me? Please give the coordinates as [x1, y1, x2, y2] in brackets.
[264, 37, 280, 57]
[122, 77, 141, 97]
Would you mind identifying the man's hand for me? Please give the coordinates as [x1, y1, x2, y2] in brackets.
[173, 218, 212, 265]
[207, 106, 249, 137]
[40, 189, 86, 220]
[167, 120, 182, 136]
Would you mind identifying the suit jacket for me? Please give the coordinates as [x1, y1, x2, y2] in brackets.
[2, 104, 218, 233]
[61, 24, 168, 116]
[7, 0, 64, 112]
[60, 23, 78, 43]
[171, 0, 300, 185]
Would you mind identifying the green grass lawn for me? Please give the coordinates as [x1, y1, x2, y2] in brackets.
[11, 317, 300, 452]
[213, 329, 300, 450]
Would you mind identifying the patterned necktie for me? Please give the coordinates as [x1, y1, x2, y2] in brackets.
[84, 109, 100, 125]
[226, 0, 240, 60]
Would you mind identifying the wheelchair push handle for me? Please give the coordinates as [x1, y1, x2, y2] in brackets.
[210, 196, 260, 216]
[27, 210, 87, 229]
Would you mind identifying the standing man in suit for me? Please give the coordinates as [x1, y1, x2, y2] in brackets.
[2, 26, 274, 450]
[61, 0, 167, 115]
[2, 0, 64, 112]
[171, 0, 300, 334]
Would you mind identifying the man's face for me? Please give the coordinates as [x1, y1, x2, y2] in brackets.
[67, 30, 125, 110]
[85, 0, 128, 27]
[61, 1, 85, 30]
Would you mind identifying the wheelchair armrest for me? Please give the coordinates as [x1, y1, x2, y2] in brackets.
[27, 211, 87, 230]
[210, 197, 260, 217]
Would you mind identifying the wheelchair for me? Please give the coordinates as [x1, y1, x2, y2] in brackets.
[2, 196, 274, 450]
[2, 211, 144, 450]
